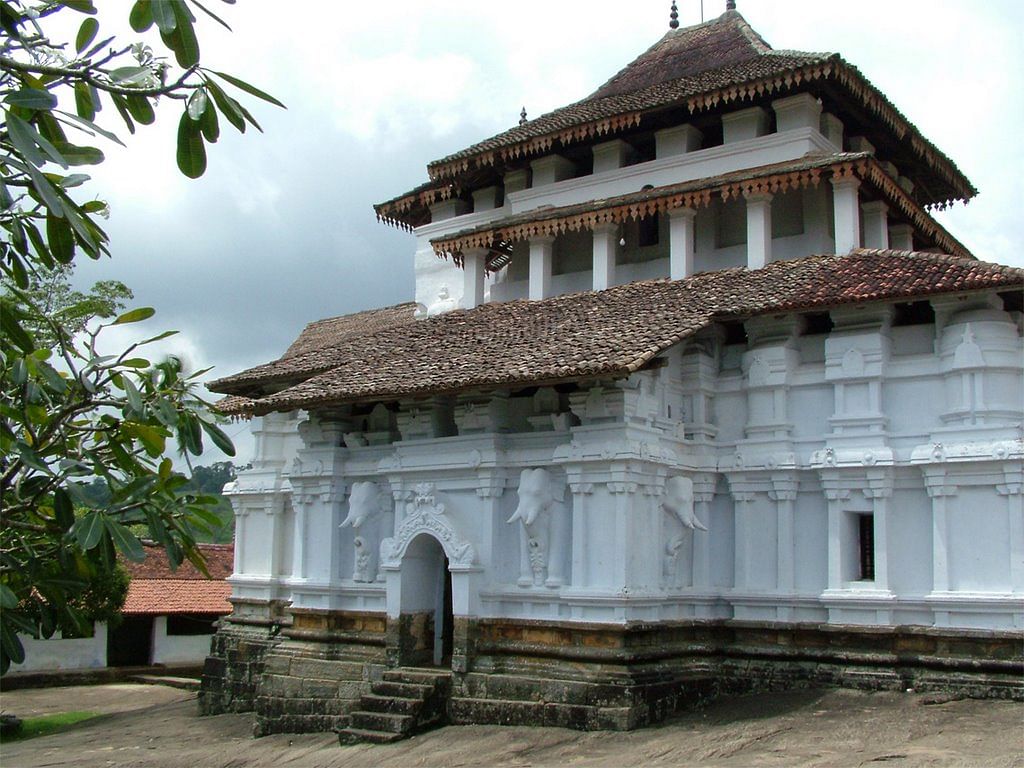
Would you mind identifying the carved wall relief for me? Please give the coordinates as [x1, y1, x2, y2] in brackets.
[339, 481, 393, 582]
[508, 468, 567, 587]
[661, 475, 708, 583]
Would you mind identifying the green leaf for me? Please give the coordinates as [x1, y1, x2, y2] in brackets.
[0, 584, 17, 610]
[120, 357, 151, 368]
[160, 3, 199, 68]
[105, 520, 145, 561]
[46, 210, 75, 263]
[75, 511, 104, 550]
[112, 307, 155, 325]
[205, 80, 245, 133]
[111, 94, 136, 135]
[122, 377, 144, 414]
[125, 94, 155, 125]
[108, 66, 151, 84]
[54, 488, 75, 529]
[74, 81, 95, 121]
[199, 97, 219, 142]
[53, 141, 104, 166]
[5, 88, 58, 110]
[1, 309, 34, 353]
[186, 87, 208, 121]
[61, 0, 97, 14]
[208, 70, 285, 108]
[75, 16, 99, 53]
[176, 110, 206, 178]
[129, 0, 153, 32]
[1, 622, 26, 670]
[201, 420, 235, 456]
[6, 111, 48, 167]
[151, 0, 178, 34]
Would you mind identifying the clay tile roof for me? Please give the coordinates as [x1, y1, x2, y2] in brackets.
[120, 543, 234, 615]
[210, 302, 420, 396]
[211, 251, 1022, 414]
[378, 11, 974, 224]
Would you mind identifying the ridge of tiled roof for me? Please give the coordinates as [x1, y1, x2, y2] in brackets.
[124, 542, 235, 581]
[214, 251, 1022, 415]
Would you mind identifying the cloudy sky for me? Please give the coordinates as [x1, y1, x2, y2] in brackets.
[71, 0, 1024, 463]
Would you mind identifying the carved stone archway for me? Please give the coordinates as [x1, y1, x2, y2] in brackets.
[380, 483, 477, 570]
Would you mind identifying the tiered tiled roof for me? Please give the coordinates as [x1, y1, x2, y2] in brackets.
[211, 251, 1022, 416]
[375, 11, 975, 230]
[121, 543, 234, 616]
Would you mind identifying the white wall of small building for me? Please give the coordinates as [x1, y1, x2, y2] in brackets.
[13, 622, 107, 673]
[150, 616, 215, 665]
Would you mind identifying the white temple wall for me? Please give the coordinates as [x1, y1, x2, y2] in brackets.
[228, 293, 1023, 629]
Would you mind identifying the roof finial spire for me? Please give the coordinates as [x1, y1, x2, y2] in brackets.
[519, 106, 527, 126]
[726, 0, 737, 10]
[669, 1, 679, 29]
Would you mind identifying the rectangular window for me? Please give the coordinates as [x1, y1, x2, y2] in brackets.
[166, 614, 217, 636]
[638, 213, 659, 248]
[858, 514, 875, 581]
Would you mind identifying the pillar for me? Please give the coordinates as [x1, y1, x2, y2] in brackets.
[889, 223, 914, 252]
[592, 223, 617, 290]
[655, 124, 702, 158]
[462, 247, 486, 309]
[529, 235, 554, 300]
[668, 207, 696, 280]
[745, 192, 772, 269]
[861, 201, 889, 250]
[831, 177, 861, 253]
[592, 139, 629, 174]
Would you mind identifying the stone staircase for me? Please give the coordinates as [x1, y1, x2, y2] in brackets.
[337, 668, 451, 745]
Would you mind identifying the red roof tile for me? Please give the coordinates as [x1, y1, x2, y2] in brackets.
[120, 544, 234, 615]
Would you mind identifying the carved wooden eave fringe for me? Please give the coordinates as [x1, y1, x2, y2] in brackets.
[427, 112, 643, 182]
[686, 59, 973, 207]
[432, 158, 970, 265]
[374, 183, 461, 231]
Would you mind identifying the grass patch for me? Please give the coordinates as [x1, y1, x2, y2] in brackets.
[0, 711, 101, 743]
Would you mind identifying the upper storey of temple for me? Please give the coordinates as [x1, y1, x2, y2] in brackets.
[369, 8, 979, 316]
[375, 9, 974, 232]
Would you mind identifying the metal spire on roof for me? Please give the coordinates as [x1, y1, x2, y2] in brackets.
[669, 1, 679, 29]
[519, 106, 527, 126]
[726, 0, 737, 10]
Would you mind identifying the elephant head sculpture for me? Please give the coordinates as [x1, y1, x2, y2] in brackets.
[661, 476, 707, 532]
[508, 468, 555, 527]
[340, 481, 390, 531]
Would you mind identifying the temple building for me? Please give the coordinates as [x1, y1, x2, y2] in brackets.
[200, 4, 1023, 741]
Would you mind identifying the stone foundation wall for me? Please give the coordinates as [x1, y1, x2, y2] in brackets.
[199, 621, 281, 716]
[202, 611, 1023, 734]
[252, 609, 388, 735]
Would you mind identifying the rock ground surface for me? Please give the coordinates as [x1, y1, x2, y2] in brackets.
[0, 683, 1021, 767]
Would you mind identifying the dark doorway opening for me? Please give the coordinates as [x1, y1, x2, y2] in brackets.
[433, 555, 453, 667]
[107, 615, 153, 666]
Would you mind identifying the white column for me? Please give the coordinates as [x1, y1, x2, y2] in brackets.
[462, 247, 486, 308]
[825, 491, 846, 590]
[745, 192, 772, 270]
[655, 124, 702, 158]
[291, 498, 307, 580]
[831, 177, 862, 253]
[889, 223, 914, 252]
[529, 235, 554, 300]
[592, 139, 629, 174]
[592, 224, 617, 291]
[861, 201, 889, 250]
[668, 207, 696, 280]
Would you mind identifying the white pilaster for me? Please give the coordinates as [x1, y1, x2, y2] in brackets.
[530, 155, 575, 187]
[529, 235, 554, 300]
[745, 192, 773, 269]
[592, 139, 630, 174]
[889, 223, 914, 252]
[462, 247, 486, 309]
[831, 177, 862, 253]
[668, 207, 696, 280]
[722, 106, 769, 144]
[592, 223, 617, 291]
[820, 113, 844, 151]
[861, 201, 890, 250]
[772, 93, 822, 133]
[472, 186, 499, 212]
[654, 124, 703, 158]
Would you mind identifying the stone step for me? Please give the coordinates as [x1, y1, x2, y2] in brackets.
[383, 668, 452, 686]
[359, 693, 424, 715]
[371, 680, 432, 700]
[337, 727, 405, 746]
[349, 710, 416, 734]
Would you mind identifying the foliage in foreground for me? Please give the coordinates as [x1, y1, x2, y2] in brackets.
[0, 1, 282, 674]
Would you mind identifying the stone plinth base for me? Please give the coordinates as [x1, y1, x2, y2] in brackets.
[201, 612, 1024, 735]
[199, 621, 282, 716]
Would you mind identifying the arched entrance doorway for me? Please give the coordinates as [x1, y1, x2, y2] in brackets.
[398, 533, 453, 667]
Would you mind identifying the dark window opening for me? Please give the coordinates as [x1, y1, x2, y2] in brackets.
[166, 614, 218, 636]
[803, 312, 834, 336]
[892, 300, 935, 327]
[638, 213, 660, 247]
[722, 321, 747, 347]
[858, 514, 875, 581]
